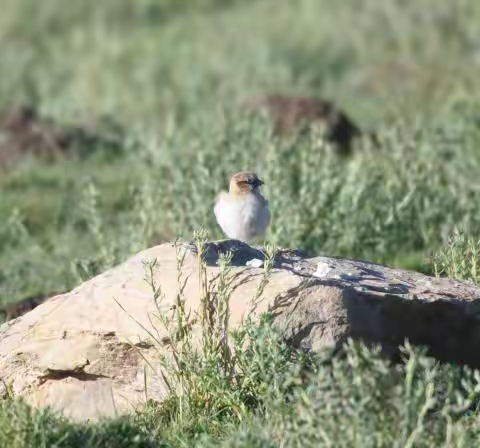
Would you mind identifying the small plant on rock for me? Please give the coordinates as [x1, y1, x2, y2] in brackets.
[126, 230, 304, 439]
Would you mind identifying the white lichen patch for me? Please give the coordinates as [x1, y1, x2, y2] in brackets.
[313, 262, 332, 278]
[246, 258, 264, 268]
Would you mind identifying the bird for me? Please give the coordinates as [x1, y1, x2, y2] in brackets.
[214, 171, 270, 242]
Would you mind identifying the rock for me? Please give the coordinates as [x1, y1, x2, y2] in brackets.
[1, 241, 480, 421]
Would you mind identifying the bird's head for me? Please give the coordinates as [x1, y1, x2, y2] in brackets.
[229, 171, 264, 195]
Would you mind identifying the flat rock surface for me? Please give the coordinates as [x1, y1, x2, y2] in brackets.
[1, 240, 480, 421]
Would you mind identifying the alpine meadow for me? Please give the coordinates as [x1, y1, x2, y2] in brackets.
[2, 0, 480, 446]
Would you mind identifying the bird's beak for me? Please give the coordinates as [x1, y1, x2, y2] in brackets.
[256, 179, 264, 187]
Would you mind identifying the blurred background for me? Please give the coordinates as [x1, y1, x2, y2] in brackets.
[1, 0, 480, 316]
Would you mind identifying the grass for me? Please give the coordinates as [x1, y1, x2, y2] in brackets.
[432, 226, 480, 284]
[2, 234, 480, 447]
[0, 398, 159, 448]
[2, 0, 480, 445]
[3, 0, 480, 306]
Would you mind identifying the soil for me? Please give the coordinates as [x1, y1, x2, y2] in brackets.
[244, 94, 367, 155]
[0, 105, 125, 168]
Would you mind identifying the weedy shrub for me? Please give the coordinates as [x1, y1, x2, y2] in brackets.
[0, 398, 157, 448]
[2, 0, 480, 445]
[3, 228, 480, 446]
[125, 229, 309, 441]
[144, 110, 480, 266]
[70, 174, 163, 283]
[4, 0, 480, 304]
[210, 342, 480, 448]
[0, 208, 66, 309]
[127, 229, 480, 447]
[432, 226, 480, 284]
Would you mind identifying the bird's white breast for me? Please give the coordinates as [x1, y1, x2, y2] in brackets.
[214, 191, 270, 242]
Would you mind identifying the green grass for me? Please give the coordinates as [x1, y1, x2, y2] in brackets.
[5, 338, 480, 447]
[2, 0, 480, 305]
[2, 0, 480, 445]
[2, 235, 480, 447]
[0, 398, 160, 448]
